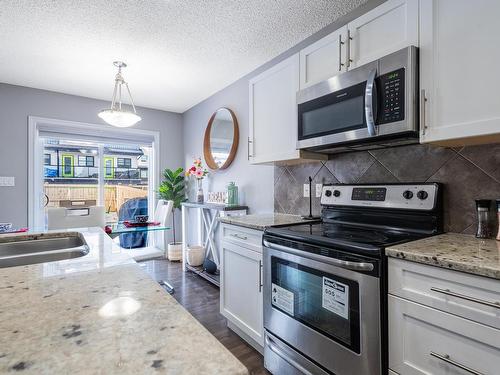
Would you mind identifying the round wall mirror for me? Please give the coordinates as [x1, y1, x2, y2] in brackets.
[204, 108, 239, 170]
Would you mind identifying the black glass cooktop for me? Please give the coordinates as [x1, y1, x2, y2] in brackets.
[266, 221, 425, 255]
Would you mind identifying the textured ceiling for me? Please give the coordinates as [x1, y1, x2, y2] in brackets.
[0, 0, 366, 113]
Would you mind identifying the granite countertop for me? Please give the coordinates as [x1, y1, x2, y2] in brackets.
[386, 233, 500, 280]
[0, 228, 247, 374]
[219, 213, 316, 231]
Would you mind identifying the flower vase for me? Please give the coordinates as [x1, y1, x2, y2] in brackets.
[196, 179, 204, 203]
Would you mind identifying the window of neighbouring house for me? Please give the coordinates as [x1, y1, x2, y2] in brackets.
[44, 153, 51, 165]
[78, 155, 94, 167]
[117, 158, 132, 168]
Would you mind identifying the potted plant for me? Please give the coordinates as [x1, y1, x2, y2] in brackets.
[158, 167, 187, 260]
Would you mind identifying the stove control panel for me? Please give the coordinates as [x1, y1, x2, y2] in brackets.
[321, 184, 438, 210]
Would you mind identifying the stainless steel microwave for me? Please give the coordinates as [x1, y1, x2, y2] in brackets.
[297, 46, 418, 153]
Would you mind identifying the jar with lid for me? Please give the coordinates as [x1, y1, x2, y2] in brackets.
[227, 182, 238, 206]
[475, 199, 492, 239]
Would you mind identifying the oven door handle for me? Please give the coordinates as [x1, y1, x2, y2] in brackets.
[263, 240, 374, 272]
[266, 335, 314, 375]
[364, 68, 377, 136]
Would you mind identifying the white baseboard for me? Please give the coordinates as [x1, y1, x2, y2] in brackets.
[227, 321, 264, 355]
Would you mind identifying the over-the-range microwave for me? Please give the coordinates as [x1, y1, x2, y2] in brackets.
[297, 46, 419, 153]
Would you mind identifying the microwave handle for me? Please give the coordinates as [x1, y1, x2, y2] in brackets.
[364, 68, 377, 136]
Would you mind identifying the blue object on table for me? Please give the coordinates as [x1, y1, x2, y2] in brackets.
[118, 197, 148, 248]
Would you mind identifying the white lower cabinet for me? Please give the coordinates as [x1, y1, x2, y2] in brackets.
[389, 295, 500, 375]
[388, 259, 500, 375]
[220, 227, 263, 347]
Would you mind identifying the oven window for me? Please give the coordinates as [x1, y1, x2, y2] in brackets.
[271, 256, 360, 353]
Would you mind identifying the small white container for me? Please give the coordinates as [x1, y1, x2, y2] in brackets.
[167, 242, 183, 261]
[186, 245, 205, 266]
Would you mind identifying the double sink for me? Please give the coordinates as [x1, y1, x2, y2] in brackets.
[0, 232, 89, 268]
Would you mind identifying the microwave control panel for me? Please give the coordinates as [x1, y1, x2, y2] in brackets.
[377, 68, 405, 124]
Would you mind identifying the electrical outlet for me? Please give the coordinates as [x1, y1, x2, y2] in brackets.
[316, 184, 323, 198]
[303, 184, 310, 198]
[0, 176, 15, 187]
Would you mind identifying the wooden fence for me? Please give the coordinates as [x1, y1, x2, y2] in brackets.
[44, 184, 148, 213]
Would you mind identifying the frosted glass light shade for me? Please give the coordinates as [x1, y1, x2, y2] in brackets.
[98, 109, 142, 128]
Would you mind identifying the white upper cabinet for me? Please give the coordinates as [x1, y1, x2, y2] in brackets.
[348, 0, 418, 69]
[299, 26, 348, 89]
[299, 0, 418, 89]
[249, 54, 326, 164]
[249, 54, 299, 164]
[419, 0, 500, 145]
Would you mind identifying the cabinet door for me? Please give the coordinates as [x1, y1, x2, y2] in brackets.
[248, 54, 299, 164]
[420, 0, 500, 144]
[348, 0, 418, 69]
[220, 241, 263, 346]
[299, 26, 348, 89]
[389, 295, 500, 375]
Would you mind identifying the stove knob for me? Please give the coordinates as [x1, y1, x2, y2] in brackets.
[417, 190, 428, 200]
[402, 190, 414, 199]
[333, 190, 341, 197]
[324, 190, 332, 197]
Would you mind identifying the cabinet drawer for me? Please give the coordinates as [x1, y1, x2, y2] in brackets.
[389, 295, 500, 375]
[388, 258, 500, 329]
[222, 224, 262, 252]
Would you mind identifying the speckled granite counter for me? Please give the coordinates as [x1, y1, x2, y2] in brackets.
[386, 233, 500, 280]
[0, 228, 248, 374]
[219, 213, 315, 231]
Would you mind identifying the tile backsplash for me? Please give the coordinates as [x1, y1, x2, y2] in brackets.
[274, 143, 500, 233]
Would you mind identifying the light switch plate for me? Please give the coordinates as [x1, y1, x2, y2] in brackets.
[0, 176, 15, 187]
[315, 184, 323, 198]
[303, 184, 310, 198]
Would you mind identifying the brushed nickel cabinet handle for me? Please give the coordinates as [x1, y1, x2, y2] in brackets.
[338, 34, 345, 71]
[346, 29, 353, 68]
[420, 89, 428, 135]
[430, 287, 500, 309]
[247, 137, 253, 160]
[259, 260, 263, 292]
[430, 352, 485, 375]
[230, 233, 248, 240]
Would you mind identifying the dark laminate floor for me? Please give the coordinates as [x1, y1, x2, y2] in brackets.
[139, 258, 270, 375]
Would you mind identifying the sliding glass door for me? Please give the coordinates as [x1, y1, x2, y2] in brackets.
[40, 137, 152, 227]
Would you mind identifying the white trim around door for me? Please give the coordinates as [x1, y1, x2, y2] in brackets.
[28, 116, 160, 229]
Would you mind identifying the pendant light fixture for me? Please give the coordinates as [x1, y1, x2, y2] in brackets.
[98, 61, 141, 127]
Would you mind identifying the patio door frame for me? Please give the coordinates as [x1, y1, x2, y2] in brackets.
[28, 116, 160, 229]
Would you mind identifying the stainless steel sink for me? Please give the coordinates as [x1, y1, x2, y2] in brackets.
[0, 232, 89, 268]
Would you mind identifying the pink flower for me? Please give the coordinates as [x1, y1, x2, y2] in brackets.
[195, 169, 203, 178]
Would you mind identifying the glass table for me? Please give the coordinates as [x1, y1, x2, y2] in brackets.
[107, 222, 170, 239]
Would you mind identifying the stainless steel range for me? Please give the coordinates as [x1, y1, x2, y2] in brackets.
[263, 183, 443, 375]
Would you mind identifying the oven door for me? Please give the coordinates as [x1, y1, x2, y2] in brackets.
[263, 237, 381, 375]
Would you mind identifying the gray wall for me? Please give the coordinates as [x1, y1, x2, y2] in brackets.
[182, 77, 274, 214]
[0, 83, 183, 237]
[181, 0, 383, 215]
[274, 143, 500, 234]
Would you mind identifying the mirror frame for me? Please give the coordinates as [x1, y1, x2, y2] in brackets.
[203, 107, 239, 170]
